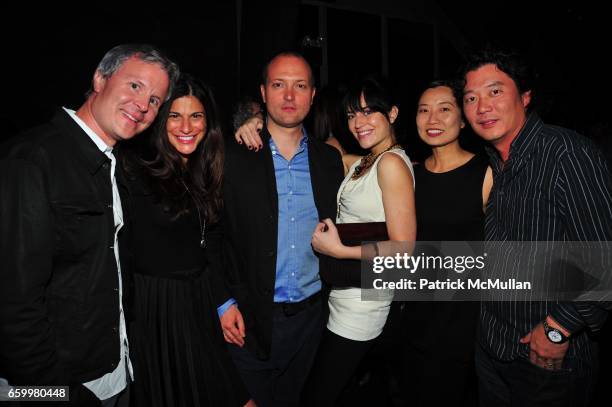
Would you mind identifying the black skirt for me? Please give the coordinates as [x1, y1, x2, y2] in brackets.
[129, 270, 249, 407]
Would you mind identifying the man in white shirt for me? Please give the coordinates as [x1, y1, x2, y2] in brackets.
[0, 44, 178, 406]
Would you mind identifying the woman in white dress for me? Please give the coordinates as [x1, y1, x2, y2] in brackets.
[302, 76, 416, 406]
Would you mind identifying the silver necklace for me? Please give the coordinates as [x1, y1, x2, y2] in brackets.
[180, 179, 206, 248]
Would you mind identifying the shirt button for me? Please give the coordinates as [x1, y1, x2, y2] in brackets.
[291, 217, 295, 222]
[272, 151, 277, 155]
[291, 245, 295, 249]
[288, 165, 292, 170]
[291, 272, 295, 276]
[112, 326, 118, 333]
[289, 191, 293, 195]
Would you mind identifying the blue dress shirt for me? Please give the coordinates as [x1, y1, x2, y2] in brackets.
[270, 133, 321, 302]
[217, 131, 321, 317]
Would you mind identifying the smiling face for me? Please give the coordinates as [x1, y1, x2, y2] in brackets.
[347, 93, 398, 155]
[416, 86, 464, 148]
[463, 63, 531, 151]
[88, 57, 170, 146]
[166, 96, 206, 162]
[260, 55, 315, 130]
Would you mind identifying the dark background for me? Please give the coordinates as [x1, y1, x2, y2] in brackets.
[2, 1, 609, 159]
[1, 1, 610, 405]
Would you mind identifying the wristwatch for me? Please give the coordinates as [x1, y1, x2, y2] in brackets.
[543, 319, 569, 344]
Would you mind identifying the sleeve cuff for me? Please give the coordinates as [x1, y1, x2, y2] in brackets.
[549, 303, 585, 334]
[217, 298, 237, 318]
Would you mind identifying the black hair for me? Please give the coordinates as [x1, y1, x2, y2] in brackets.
[419, 79, 463, 108]
[459, 47, 533, 96]
[343, 75, 398, 124]
[311, 87, 343, 142]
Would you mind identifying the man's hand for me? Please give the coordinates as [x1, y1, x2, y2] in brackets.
[220, 304, 246, 347]
[520, 317, 570, 370]
[235, 116, 264, 151]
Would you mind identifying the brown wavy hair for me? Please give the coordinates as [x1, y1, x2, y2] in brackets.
[139, 73, 224, 223]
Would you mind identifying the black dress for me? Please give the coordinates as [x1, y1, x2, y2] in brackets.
[390, 153, 488, 406]
[415, 153, 487, 242]
[126, 173, 249, 407]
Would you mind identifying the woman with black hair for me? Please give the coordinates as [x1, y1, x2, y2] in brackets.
[301, 76, 416, 406]
[395, 80, 492, 406]
[123, 74, 253, 407]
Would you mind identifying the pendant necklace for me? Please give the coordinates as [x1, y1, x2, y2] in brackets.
[180, 179, 206, 248]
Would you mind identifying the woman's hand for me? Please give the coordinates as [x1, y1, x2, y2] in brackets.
[235, 116, 264, 151]
[311, 219, 346, 258]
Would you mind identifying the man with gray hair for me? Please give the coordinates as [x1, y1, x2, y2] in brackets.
[0, 44, 178, 406]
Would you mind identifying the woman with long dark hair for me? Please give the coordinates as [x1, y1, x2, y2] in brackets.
[122, 74, 253, 407]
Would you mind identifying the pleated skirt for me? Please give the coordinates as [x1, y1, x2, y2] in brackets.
[130, 270, 249, 407]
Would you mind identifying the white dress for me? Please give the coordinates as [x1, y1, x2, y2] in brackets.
[327, 148, 414, 341]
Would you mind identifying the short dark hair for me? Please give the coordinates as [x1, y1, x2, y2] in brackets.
[261, 51, 314, 86]
[459, 47, 532, 96]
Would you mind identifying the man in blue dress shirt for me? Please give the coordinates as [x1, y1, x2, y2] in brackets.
[213, 51, 343, 406]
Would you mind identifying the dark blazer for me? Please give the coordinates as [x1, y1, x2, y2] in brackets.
[214, 126, 343, 359]
[0, 110, 131, 403]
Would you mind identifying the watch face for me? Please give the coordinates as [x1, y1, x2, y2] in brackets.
[548, 330, 563, 343]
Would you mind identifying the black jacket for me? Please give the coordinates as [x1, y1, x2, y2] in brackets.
[213, 127, 343, 359]
[0, 110, 131, 393]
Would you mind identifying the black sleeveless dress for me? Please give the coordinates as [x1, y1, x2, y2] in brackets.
[415, 153, 487, 242]
[126, 173, 249, 407]
[391, 153, 488, 406]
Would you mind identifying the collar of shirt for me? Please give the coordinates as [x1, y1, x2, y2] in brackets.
[63, 107, 114, 157]
[485, 112, 543, 174]
[268, 128, 309, 157]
